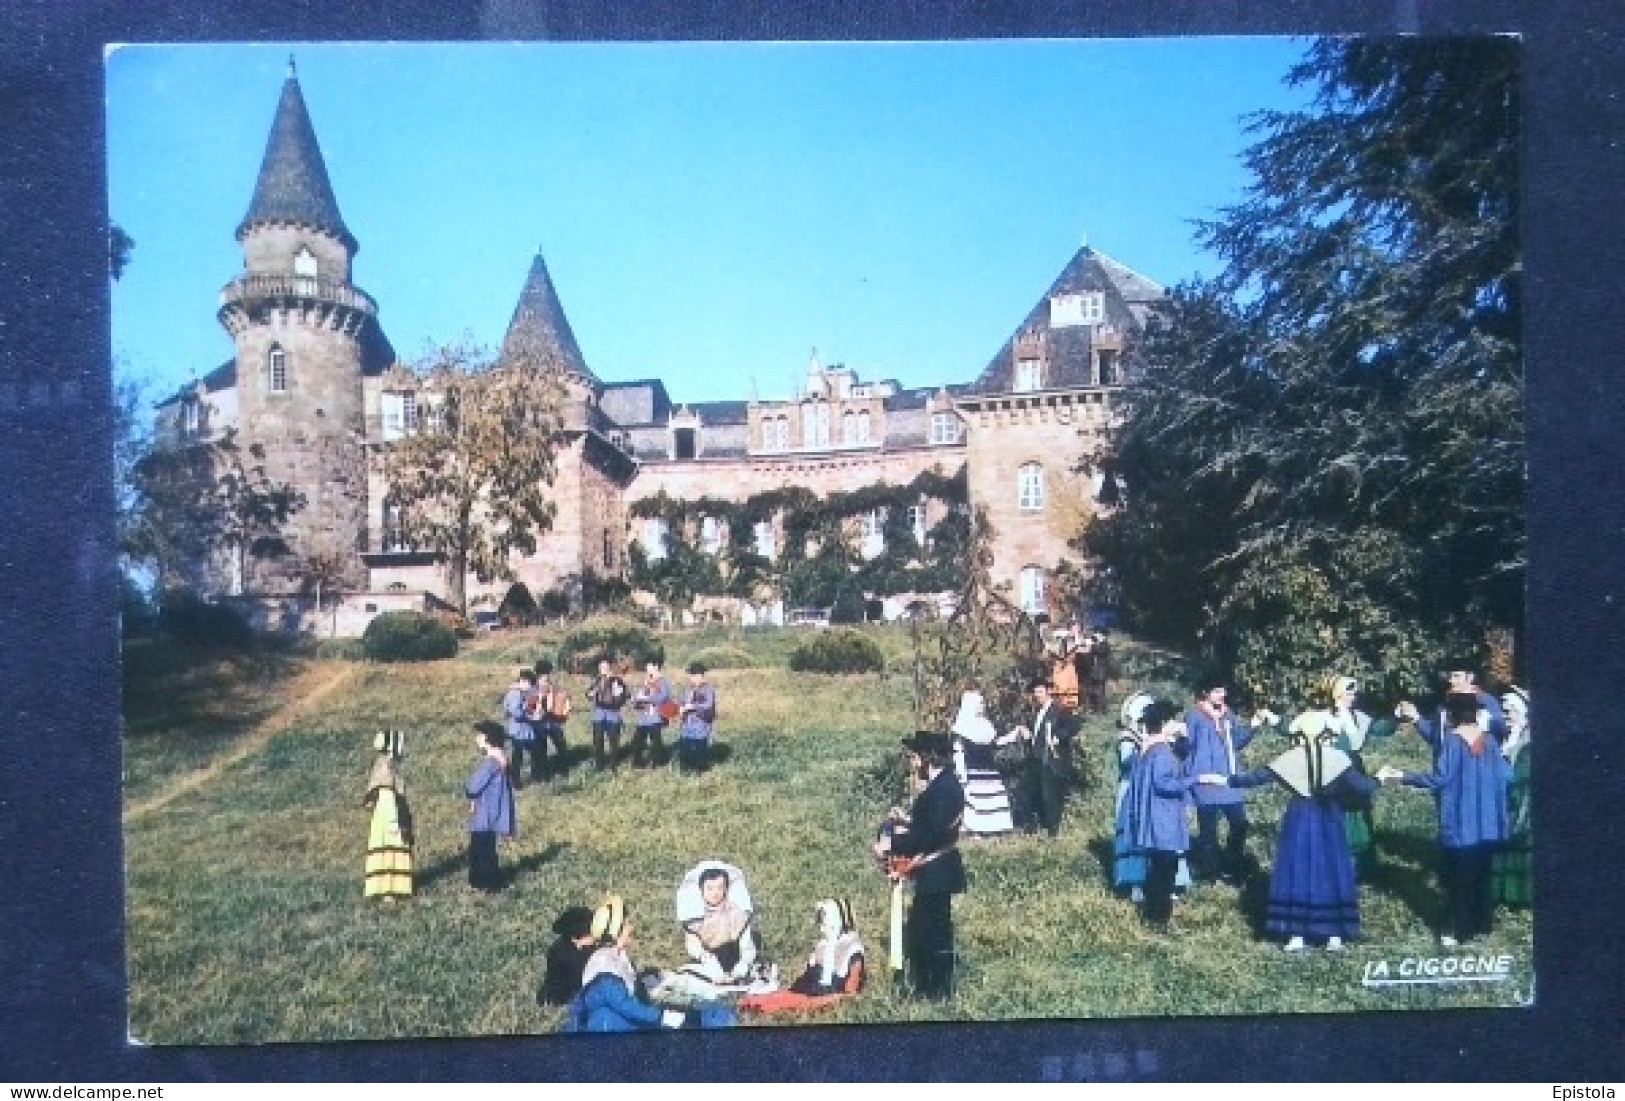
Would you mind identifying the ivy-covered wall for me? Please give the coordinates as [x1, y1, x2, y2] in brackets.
[626, 468, 970, 610]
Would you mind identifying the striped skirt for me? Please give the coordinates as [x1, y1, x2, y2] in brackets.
[963, 766, 1014, 836]
[365, 789, 414, 898]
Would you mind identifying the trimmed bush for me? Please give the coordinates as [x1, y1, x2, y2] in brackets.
[688, 644, 756, 671]
[788, 628, 885, 675]
[362, 610, 459, 663]
[557, 615, 665, 675]
[158, 590, 254, 648]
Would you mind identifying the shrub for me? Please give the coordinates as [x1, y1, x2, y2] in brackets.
[688, 645, 756, 671]
[557, 615, 665, 675]
[788, 628, 885, 675]
[362, 611, 459, 663]
[157, 590, 254, 648]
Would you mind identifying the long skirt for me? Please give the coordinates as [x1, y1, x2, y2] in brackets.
[1492, 838, 1531, 907]
[1264, 797, 1360, 941]
[963, 766, 1014, 836]
[364, 790, 413, 898]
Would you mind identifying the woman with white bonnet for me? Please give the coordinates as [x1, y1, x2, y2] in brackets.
[951, 690, 1017, 838]
[1491, 686, 1531, 909]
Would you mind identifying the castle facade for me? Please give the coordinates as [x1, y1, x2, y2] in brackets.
[154, 67, 1165, 633]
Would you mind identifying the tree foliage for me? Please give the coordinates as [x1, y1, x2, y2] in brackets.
[1086, 37, 1522, 708]
[126, 427, 306, 595]
[378, 337, 568, 614]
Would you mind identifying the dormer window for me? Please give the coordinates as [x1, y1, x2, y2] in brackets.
[181, 398, 200, 439]
[1014, 358, 1042, 393]
[267, 345, 288, 393]
[1051, 292, 1104, 329]
[931, 412, 960, 445]
[293, 246, 318, 279]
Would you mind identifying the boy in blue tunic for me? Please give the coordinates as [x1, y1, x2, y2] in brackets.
[466, 722, 517, 892]
[1185, 679, 1279, 884]
[678, 662, 718, 775]
[1380, 692, 1512, 946]
[1124, 700, 1200, 933]
[501, 669, 540, 789]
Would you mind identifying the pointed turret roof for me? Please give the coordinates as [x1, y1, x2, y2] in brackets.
[501, 250, 595, 381]
[968, 244, 1166, 394]
[237, 60, 357, 252]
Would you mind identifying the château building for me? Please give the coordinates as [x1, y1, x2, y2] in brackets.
[154, 65, 1165, 635]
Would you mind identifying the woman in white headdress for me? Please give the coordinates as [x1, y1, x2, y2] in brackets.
[1322, 674, 1378, 878]
[1491, 687, 1531, 909]
[951, 691, 1018, 837]
[675, 859, 762, 984]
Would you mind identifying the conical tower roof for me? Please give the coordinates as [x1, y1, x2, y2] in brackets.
[501, 249, 595, 382]
[236, 61, 357, 252]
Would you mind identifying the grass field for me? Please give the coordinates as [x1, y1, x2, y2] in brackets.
[123, 625, 1534, 1044]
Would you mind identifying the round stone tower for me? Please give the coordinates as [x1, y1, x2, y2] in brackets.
[217, 60, 374, 594]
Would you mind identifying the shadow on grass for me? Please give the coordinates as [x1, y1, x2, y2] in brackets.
[415, 840, 571, 892]
[1365, 830, 1444, 930]
[122, 638, 307, 739]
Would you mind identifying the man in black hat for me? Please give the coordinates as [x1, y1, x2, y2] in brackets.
[1018, 676, 1079, 838]
[874, 730, 966, 1001]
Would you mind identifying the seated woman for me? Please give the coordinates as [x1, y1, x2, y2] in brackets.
[562, 895, 735, 1032]
[537, 905, 597, 1007]
[675, 860, 762, 985]
[739, 898, 866, 1017]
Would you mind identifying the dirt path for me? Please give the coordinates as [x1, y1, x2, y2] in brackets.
[124, 662, 358, 823]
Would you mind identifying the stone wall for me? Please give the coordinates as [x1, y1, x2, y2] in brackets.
[957, 391, 1115, 609]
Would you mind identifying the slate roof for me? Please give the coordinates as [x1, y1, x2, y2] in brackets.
[598, 379, 672, 427]
[237, 64, 357, 253]
[884, 383, 968, 411]
[969, 246, 1165, 395]
[682, 400, 750, 425]
[156, 359, 237, 408]
[501, 250, 595, 381]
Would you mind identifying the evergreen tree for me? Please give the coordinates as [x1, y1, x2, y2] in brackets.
[1090, 37, 1522, 706]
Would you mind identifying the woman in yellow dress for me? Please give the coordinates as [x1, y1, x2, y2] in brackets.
[364, 730, 414, 900]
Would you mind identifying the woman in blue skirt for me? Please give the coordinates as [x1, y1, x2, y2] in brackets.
[1198, 710, 1379, 952]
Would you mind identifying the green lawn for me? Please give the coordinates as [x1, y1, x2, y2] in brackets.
[123, 626, 1534, 1044]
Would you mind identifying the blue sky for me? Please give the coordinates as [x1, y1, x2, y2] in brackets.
[107, 38, 1310, 404]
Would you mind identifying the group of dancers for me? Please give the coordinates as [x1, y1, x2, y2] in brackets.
[1107, 668, 1532, 949]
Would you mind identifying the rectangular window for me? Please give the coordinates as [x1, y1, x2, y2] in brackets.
[1096, 349, 1119, 386]
[1019, 463, 1046, 511]
[603, 530, 615, 570]
[701, 516, 722, 555]
[643, 518, 668, 561]
[181, 400, 199, 439]
[1020, 567, 1045, 615]
[861, 508, 886, 559]
[930, 412, 959, 445]
[754, 520, 776, 559]
[1015, 359, 1042, 393]
[856, 412, 872, 444]
[381, 392, 404, 440]
[402, 391, 419, 431]
[907, 504, 928, 546]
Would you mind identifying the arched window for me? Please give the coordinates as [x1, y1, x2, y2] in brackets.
[267, 345, 288, 393]
[1018, 462, 1045, 511]
[1020, 566, 1046, 615]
